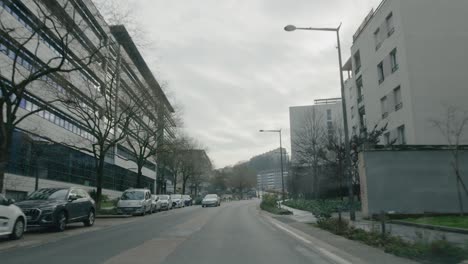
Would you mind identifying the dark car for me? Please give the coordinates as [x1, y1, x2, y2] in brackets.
[182, 195, 192, 206]
[16, 187, 96, 232]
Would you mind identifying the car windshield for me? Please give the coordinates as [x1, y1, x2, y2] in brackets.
[121, 191, 144, 200]
[171, 194, 181, 199]
[159, 195, 169, 200]
[25, 189, 68, 201]
[205, 194, 217, 199]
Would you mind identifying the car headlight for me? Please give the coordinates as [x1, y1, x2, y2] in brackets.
[41, 206, 56, 214]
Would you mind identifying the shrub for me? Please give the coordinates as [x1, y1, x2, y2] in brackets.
[88, 189, 110, 203]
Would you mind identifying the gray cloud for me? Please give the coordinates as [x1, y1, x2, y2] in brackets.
[108, 0, 381, 168]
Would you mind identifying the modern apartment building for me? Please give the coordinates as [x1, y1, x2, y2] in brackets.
[289, 98, 343, 164]
[0, 0, 174, 199]
[257, 170, 288, 193]
[343, 0, 468, 145]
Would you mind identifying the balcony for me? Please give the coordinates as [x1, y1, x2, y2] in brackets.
[382, 112, 388, 119]
[395, 102, 403, 111]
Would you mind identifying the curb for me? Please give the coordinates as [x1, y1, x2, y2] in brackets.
[390, 220, 468, 234]
[96, 215, 132, 218]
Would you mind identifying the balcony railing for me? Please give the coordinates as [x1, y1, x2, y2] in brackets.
[395, 102, 403, 111]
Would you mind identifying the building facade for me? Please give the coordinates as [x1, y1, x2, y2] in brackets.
[343, 0, 468, 145]
[0, 0, 174, 198]
[289, 98, 343, 164]
[257, 170, 288, 193]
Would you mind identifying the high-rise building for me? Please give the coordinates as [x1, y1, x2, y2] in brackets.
[0, 0, 174, 199]
[343, 0, 468, 145]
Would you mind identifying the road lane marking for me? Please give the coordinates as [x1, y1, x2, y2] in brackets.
[268, 218, 353, 264]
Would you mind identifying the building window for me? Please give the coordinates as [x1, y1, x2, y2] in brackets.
[353, 50, 361, 74]
[377, 62, 384, 84]
[390, 48, 398, 72]
[386, 12, 395, 36]
[397, 125, 406, 144]
[380, 96, 388, 118]
[384, 132, 390, 145]
[374, 28, 382, 50]
[327, 109, 332, 120]
[394, 86, 402, 110]
[356, 76, 363, 102]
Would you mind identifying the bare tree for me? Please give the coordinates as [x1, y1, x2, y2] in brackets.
[292, 108, 327, 198]
[431, 106, 468, 216]
[227, 163, 256, 198]
[58, 48, 138, 208]
[0, 1, 105, 193]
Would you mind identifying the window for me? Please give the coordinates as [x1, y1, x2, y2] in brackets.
[394, 86, 402, 110]
[377, 62, 384, 84]
[384, 132, 390, 145]
[25, 101, 33, 111]
[356, 76, 363, 102]
[374, 28, 382, 50]
[390, 48, 398, 72]
[380, 96, 388, 118]
[44, 111, 50, 120]
[353, 51, 361, 74]
[19, 99, 27, 109]
[327, 109, 332, 120]
[386, 12, 395, 36]
[397, 125, 406, 144]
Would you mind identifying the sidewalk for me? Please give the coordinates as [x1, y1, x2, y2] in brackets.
[280, 204, 317, 223]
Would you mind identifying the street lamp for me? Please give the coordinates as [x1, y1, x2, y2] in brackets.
[284, 23, 355, 220]
[259, 129, 285, 202]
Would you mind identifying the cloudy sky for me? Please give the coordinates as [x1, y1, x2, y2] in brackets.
[99, 0, 381, 168]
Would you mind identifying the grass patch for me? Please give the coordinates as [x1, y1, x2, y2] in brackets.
[402, 216, 468, 229]
[316, 218, 468, 264]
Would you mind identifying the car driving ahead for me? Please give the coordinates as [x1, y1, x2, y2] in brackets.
[15, 187, 96, 232]
[0, 194, 26, 239]
[202, 194, 221, 207]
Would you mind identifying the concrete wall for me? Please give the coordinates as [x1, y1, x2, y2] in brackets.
[359, 149, 468, 217]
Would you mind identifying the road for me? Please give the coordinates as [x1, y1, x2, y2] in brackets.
[0, 200, 411, 264]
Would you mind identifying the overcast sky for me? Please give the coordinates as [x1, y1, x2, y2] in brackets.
[99, 0, 381, 168]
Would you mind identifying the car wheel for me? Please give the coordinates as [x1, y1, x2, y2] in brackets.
[9, 218, 25, 240]
[84, 209, 95, 227]
[55, 211, 67, 232]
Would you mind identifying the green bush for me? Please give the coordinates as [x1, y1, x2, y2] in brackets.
[260, 194, 292, 215]
[88, 189, 110, 203]
[316, 217, 468, 264]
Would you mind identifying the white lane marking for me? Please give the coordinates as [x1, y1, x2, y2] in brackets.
[316, 247, 353, 264]
[270, 220, 352, 264]
[272, 222, 311, 244]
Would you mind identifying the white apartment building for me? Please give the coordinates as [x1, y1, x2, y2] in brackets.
[257, 170, 288, 193]
[289, 98, 343, 164]
[0, 0, 174, 199]
[343, 0, 468, 145]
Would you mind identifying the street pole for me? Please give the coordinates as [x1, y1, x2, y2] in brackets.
[279, 130, 285, 202]
[284, 23, 355, 220]
[335, 26, 355, 221]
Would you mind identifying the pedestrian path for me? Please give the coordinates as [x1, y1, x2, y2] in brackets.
[279, 204, 317, 223]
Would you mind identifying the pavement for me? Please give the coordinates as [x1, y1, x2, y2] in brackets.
[0, 200, 418, 264]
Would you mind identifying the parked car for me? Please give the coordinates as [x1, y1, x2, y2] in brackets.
[202, 194, 221, 207]
[151, 195, 162, 213]
[182, 195, 192, 206]
[158, 195, 172, 211]
[0, 194, 26, 239]
[170, 194, 184, 208]
[117, 189, 152, 216]
[16, 187, 95, 232]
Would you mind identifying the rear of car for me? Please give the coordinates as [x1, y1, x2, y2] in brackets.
[202, 194, 220, 207]
[0, 194, 26, 239]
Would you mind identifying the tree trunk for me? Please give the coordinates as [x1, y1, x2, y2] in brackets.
[173, 172, 177, 194]
[96, 155, 105, 210]
[182, 177, 186, 195]
[136, 164, 143, 188]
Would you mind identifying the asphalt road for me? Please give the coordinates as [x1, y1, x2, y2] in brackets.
[0, 200, 344, 264]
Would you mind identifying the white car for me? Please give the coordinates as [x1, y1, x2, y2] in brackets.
[170, 194, 184, 208]
[158, 195, 172, 211]
[117, 189, 152, 216]
[151, 195, 162, 213]
[202, 194, 221, 207]
[0, 194, 26, 239]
